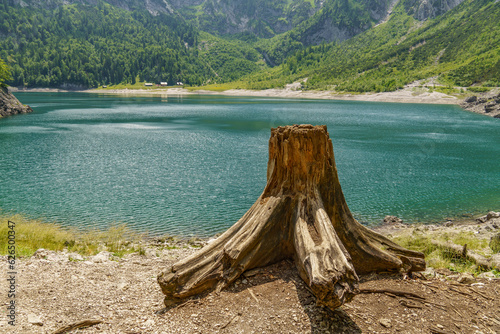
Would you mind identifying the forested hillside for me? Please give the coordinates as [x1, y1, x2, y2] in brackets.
[1, 0, 396, 89]
[241, 0, 500, 91]
[0, 1, 262, 88]
[257, 0, 391, 65]
[1, 0, 498, 91]
[172, 0, 321, 38]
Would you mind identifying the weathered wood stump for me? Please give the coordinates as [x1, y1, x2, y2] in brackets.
[158, 124, 425, 310]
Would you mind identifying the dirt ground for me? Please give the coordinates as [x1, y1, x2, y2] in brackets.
[2, 237, 499, 334]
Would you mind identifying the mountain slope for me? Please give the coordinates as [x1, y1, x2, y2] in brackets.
[170, 0, 321, 38]
[0, 1, 264, 88]
[1, 0, 497, 91]
[403, 0, 466, 20]
[242, 0, 500, 91]
[257, 0, 393, 65]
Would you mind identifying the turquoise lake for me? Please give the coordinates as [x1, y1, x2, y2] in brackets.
[1, 92, 499, 236]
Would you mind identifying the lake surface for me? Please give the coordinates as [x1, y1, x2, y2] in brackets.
[1, 92, 499, 236]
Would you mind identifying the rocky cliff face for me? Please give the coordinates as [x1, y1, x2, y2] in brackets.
[0, 87, 33, 118]
[300, 17, 364, 46]
[402, 0, 466, 20]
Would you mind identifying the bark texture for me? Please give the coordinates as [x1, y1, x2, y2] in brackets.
[158, 124, 425, 310]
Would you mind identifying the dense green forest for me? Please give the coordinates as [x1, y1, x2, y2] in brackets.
[0, 1, 263, 88]
[0, 57, 10, 87]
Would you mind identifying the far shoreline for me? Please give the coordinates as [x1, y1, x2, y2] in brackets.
[9, 86, 461, 105]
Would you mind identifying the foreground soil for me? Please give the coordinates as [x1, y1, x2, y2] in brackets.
[2, 231, 499, 334]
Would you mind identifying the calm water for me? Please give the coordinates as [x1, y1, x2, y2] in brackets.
[1, 92, 499, 236]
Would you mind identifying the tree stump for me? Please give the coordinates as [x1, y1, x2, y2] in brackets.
[158, 124, 425, 310]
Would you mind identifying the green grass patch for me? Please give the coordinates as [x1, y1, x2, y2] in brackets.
[189, 81, 249, 92]
[433, 86, 462, 95]
[467, 86, 491, 93]
[389, 229, 493, 274]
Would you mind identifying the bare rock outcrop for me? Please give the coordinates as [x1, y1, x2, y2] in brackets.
[460, 92, 500, 118]
[0, 86, 33, 118]
[404, 0, 466, 21]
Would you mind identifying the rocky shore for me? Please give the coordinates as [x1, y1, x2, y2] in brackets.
[0, 86, 33, 118]
[460, 89, 500, 118]
[2, 213, 499, 333]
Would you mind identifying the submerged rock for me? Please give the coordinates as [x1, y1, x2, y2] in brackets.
[379, 318, 391, 328]
[382, 215, 404, 226]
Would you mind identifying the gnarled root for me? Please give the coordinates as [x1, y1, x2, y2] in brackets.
[157, 125, 425, 310]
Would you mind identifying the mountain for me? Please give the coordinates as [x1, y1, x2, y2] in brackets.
[0, 1, 264, 87]
[403, 0, 465, 20]
[257, 0, 390, 65]
[167, 0, 322, 38]
[241, 0, 500, 91]
[1, 0, 498, 91]
[10, 0, 322, 38]
[7, 0, 172, 14]
[166, 0, 398, 65]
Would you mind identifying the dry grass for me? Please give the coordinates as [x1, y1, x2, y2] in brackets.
[2, 213, 497, 275]
[0, 214, 144, 258]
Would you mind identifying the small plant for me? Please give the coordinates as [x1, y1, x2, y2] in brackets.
[490, 234, 500, 253]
